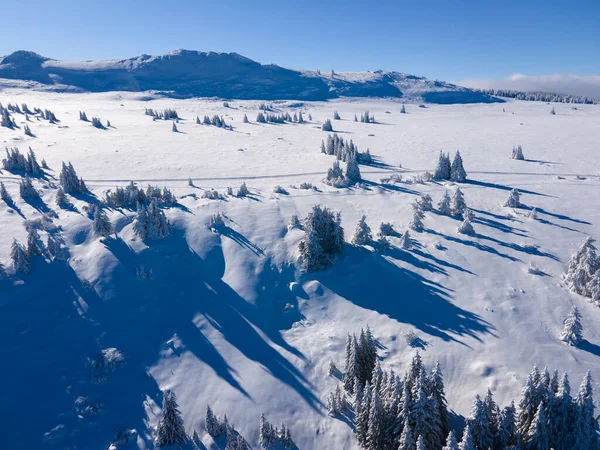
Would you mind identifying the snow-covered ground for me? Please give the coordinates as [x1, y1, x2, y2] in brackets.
[1, 89, 600, 449]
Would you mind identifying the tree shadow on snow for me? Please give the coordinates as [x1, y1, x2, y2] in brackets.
[313, 245, 495, 346]
[463, 179, 552, 198]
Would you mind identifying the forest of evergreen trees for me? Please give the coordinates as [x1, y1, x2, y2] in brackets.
[471, 88, 599, 105]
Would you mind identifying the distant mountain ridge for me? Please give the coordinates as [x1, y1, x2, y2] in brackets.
[0, 49, 502, 103]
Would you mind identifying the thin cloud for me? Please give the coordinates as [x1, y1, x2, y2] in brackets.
[458, 74, 600, 99]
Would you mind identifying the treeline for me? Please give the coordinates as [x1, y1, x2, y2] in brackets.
[472, 88, 599, 105]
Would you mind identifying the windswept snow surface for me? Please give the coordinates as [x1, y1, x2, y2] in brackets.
[1, 90, 600, 449]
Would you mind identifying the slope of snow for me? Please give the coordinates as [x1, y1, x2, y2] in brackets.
[0, 90, 599, 449]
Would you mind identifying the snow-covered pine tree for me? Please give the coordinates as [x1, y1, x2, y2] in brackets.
[575, 371, 599, 450]
[11, 239, 30, 273]
[399, 230, 412, 250]
[410, 200, 425, 232]
[352, 215, 372, 245]
[93, 208, 113, 237]
[19, 176, 39, 199]
[525, 404, 550, 450]
[457, 210, 475, 235]
[459, 423, 476, 450]
[434, 151, 452, 180]
[299, 205, 344, 271]
[243, 114, 249, 123]
[512, 145, 525, 160]
[206, 405, 222, 437]
[155, 390, 187, 447]
[59, 162, 87, 194]
[450, 150, 467, 182]
[26, 228, 42, 257]
[442, 430, 459, 450]
[431, 361, 451, 440]
[355, 382, 372, 447]
[79, 111, 88, 121]
[401, 104, 406, 114]
[419, 194, 433, 212]
[504, 188, 522, 208]
[298, 111, 304, 123]
[451, 188, 467, 216]
[565, 237, 600, 299]
[258, 413, 275, 447]
[366, 391, 384, 450]
[398, 421, 416, 450]
[468, 395, 493, 450]
[0, 181, 12, 203]
[322, 119, 333, 132]
[172, 121, 178, 132]
[343, 334, 358, 393]
[560, 306, 583, 346]
[437, 190, 452, 215]
[237, 182, 249, 197]
[333, 111, 341, 120]
[346, 153, 361, 182]
[551, 106, 556, 115]
[550, 374, 573, 449]
[517, 374, 538, 439]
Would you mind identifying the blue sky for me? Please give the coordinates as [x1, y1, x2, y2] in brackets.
[1, 0, 599, 82]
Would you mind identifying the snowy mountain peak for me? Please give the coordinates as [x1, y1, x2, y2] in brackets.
[0, 49, 501, 103]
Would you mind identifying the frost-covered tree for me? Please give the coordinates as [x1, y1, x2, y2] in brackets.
[401, 104, 406, 114]
[343, 334, 359, 393]
[93, 208, 113, 237]
[399, 230, 412, 250]
[352, 215, 372, 245]
[172, 121, 178, 132]
[512, 145, 525, 160]
[55, 187, 68, 206]
[457, 210, 475, 235]
[450, 150, 467, 182]
[442, 431, 459, 450]
[133, 201, 172, 240]
[155, 390, 187, 447]
[419, 194, 433, 212]
[242, 114, 249, 123]
[431, 360, 451, 439]
[564, 237, 600, 299]
[451, 188, 467, 216]
[438, 190, 452, 215]
[575, 371, 599, 450]
[379, 222, 395, 237]
[79, 111, 88, 121]
[299, 205, 344, 271]
[459, 423, 476, 450]
[346, 154, 361, 182]
[517, 374, 538, 439]
[410, 200, 425, 232]
[47, 235, 67, 261]
[525, 404, 549, 450]
[504, 188, 522, 208]
[19, 176, 39, 199]
[324, 160, 347, 187]
[551, 106, 556, 115]
[366, 391, 384, 450]
[498, 401, 518, 449]
[322, 119, 333, 132]
[237, 182, 249, 197]
[434, 151, 451, 181]
[468, 395, 493, 450]
[355, 382, 371, 447]
[0, 181, 12, 204]
[24, 124, 33, 136]
[398, 422, 416, 450]
[26, 228, 42, 257]
[333, 111, 341, 120]
[59, 162, 88, 194]
[560, 306, 583, 347]
[11, 239, 30, 273]
[258, 413, 276, 447]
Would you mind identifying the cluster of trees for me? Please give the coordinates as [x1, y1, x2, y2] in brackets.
[0, 104, 17, 129]
[503, 189, 522, 208]
[91, 117, 109, 129]
[2, 147, 43, 176]
[321, 134, 372, 165]
[10, 223, 67, 273]
[104, 182, 177, 208]
[511, 145, 525, 160]
[434, 151, 467, 182]
[1, 102, 57, 129]
[322, 118, 334, 131]
[145, 108, 179, 120]
[329, 330, 599, 450]
[324, 158, 361, 187]
[133, 200, 172, 240]
[59, 162, 88, 194]
[356, 111, 375, 123]
[258, 414, 296, 449]
[565, 237, 600, 303]
[472, 88, 599, 105]
[298, 205, 344, 271]
[197, 115, 230, 129]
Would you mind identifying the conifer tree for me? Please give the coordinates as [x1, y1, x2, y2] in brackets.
[575, 371, 599, 450]
[415, 435, 425, 450]
[565, 237, 600, 299]
[399, 230, 412, 250]
[398, 422, 416, 450]
[410, 200, 425, 232]
[451, 188, 467, 216]
[26, 228, 42, 257]
[343, 334, 358, 393]
[352, 215, 372, 245]
[346, 153, 361, 182]
[322, 119, 333, 132]
[93, 208, 113, 237]
[560, 306, 583, 346]
[450, 150, 467, 182]
[437, 190, 452, 215]
[517, 374, 538, 439]
[457, 210, 475, 235]
[550, 374, 573, 449]
[155, 390, 187, 447]
[419, 194, 433, 212]
[243, 114, 249, 123]
[442, 430, 459, 450]
[459, 423, 476, 450]
[526, 404, 550, 450]
[0, 181, 12, 203]
[11, 239, 30, 273]
[20, 176, 39, 199]
[434, 151, 451, 181]
[356, 382, 372, 447]
[172, 121, 178, 132]
[504, 188, 522, 208]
